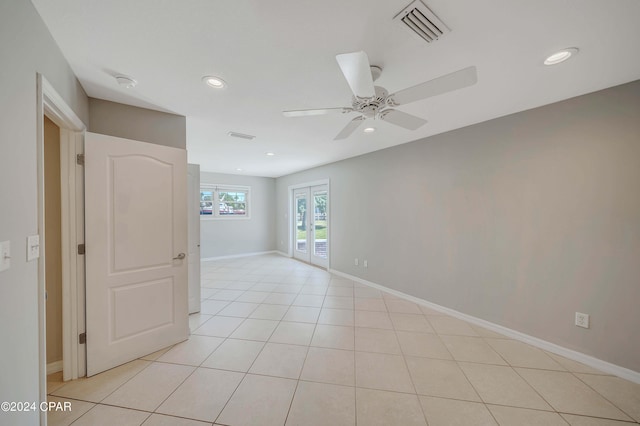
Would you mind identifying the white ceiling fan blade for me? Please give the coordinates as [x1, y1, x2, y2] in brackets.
[380, 109, 427, 130]
[334, 116, 365, 140]
[335, 51, 375, 98]
[283, 107, 352, 117]
[390, 66, 477, 105]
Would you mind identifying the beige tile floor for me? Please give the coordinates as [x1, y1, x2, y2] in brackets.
[48, 254, 640, 425]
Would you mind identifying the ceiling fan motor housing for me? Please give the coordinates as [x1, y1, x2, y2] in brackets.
[352, 86, 392, 119]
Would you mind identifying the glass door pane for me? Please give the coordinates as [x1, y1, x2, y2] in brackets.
[295, 194, 307, 253]
[313, 190, 327, 259]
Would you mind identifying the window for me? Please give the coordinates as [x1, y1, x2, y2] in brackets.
[200, 185, 250, 219]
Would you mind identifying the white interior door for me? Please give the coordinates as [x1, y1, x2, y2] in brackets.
[187, 164, 201, 314]
[85, 132, 189, 376]
[293, 184, 328, 267]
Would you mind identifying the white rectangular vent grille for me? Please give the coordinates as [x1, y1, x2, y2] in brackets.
[227, 131, 255, 140]
[393, 0, 450, 44]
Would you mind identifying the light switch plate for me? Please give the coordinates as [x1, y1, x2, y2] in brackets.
[0, 240, 10, 272]
[27, 235, 40, 261]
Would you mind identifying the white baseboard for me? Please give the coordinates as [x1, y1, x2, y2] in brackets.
[201, 250, 277, 262]
[47, 360, 63, 375]
[329, 268, 640, 384]
[275, 251, 289, 258]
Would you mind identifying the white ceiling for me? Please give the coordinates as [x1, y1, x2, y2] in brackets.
[32, 0, 640, 178]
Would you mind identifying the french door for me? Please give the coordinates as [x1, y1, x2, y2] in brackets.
[293, 185, 328, 268]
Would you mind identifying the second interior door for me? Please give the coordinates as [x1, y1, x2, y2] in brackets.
[293, 185, 328, 268]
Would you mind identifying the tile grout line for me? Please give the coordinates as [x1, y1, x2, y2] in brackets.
[282, 282, 326, 424]
[570, 370, 638, 422]
[67, 403, 154, 425]
[397, 311, 450, 426]
[423, 303, 588, 422]
[212, 270, 319, 425]
[149, 331, 231, 420]
[55, 351, 159, 408]
[392, 308, 432, 426]
[211, 265, 310, 425]
[211, 368, 248, 425]
[510, 364, 566, 417]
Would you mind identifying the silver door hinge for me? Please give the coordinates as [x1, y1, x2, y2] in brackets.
[77, 244, 85, 255]
[76, 154, 85, 166]
[79, 333, 86, 344]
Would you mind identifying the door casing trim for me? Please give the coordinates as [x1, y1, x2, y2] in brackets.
[37, 73, 86, 425]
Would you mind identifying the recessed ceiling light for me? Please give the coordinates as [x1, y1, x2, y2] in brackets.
[236, 168, 243, 171]
[115, 75, 137, 88]
[544, 48, 579, 65]
[202, 75, 227, 88]
[266, 152, 275, 156]
[363, 127, 376, 133]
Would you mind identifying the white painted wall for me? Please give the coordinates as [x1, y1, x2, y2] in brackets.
[0, 1, 89, 424]
[200, 172, 276, 259]
[88, 98, 186, 149]
[276, 80, 640, 373]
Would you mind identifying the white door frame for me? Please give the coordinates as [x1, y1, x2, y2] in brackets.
[287, 179, 330, 269]
[37, 74, 86, 423]
[187, 164, 201, 314]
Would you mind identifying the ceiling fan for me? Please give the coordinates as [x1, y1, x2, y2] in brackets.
[283, 51, 477, 140]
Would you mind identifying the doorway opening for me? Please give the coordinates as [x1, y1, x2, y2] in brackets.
[37, 74, 87, 424]
[291, 182, 329, 268]
[44, 116, 63, 378]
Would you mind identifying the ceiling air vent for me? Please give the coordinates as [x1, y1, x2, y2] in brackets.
[393, 0, 450, 44]
[227, 131, 255, 140]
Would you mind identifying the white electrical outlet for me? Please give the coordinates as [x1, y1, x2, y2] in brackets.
[354, 258, 359, 266]
[575, 312, 589, 329]
[364, 260, 368, 268]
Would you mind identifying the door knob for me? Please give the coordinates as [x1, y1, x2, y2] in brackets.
[173, 253, 186, 260]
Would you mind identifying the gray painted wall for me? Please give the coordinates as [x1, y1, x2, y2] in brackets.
[276, 80, 640, 373]
[0, 4, 188, 419]
[0, 1, 89, 424]
[88, 98, 186, 149]
[200, 172, 276, 258]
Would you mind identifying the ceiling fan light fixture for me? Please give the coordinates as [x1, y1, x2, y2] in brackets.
[285, 51, 476, 140]
[115, 75, 137, 89]
[544, 48, 578, 65]
[202, 75, 227, 88]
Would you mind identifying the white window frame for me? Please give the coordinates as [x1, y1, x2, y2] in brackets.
[200, 184, 251, 220]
